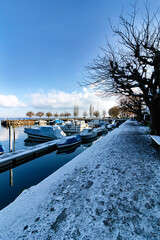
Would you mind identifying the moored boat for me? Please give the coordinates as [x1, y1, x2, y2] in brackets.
[56, 135, 81, 149]
[60, 120, 88, 133]
[24, 125, 66, 141]
[80, 128, 97, 140]
[0, 142, 5, 154]
[93, 127, 103, 136]
[35, 120, 47, 125]
[100, 125, 108, 134]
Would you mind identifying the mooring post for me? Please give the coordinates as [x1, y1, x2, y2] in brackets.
[9, 126, 13, 152]
[13, 127, 16, 151]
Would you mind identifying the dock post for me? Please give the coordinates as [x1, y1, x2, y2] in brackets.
[13, 127, 16, 151]
[9, 126, 13, 152]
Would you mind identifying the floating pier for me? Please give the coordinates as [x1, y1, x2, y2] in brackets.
[0, 139, 60, 173]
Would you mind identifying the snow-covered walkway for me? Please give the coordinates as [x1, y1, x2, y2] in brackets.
[0, 120, 160, 240]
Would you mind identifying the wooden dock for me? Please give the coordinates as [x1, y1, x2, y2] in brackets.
[1, 119, 36, 127]
[0, 139, 60, 173]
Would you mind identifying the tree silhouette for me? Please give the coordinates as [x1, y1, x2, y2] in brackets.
[119, 96, 145, 121]
[83, 111, 88, 118]
[26, 111, 35, 119]
[60, 113, 64, 118]
[85, 4, 160, 134]
[73, 105, 79, 117]
[54, 113, 59, 118]
[65, 112, 71, 118]
[102, 110, 106, 118]
[93, 110, 100, 118]
[89, 104, 94, 118]
[36, 112, 44, 119]
[46, 112, 52, 118]
[108, 106, 119, 118]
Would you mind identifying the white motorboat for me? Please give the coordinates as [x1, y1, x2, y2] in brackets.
[93, 127, 103, 136]
[107, 121, 118, 130]
[60, 120, 88, 133]
[80, 128, 97, 140]
[88, 119, 100, 127]
[35, 120, 47, 125]
[24, 125, 66, 141]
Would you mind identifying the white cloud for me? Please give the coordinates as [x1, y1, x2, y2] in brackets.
[30, 88, 117, 115]
[0, 95, 26, 108]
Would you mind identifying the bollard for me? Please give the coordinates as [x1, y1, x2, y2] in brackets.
[13, 127, 16, 151]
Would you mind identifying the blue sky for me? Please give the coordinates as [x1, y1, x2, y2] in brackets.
[0, 0, 159, 117]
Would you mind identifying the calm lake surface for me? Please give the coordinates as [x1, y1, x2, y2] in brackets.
[0, 124, 103, 210]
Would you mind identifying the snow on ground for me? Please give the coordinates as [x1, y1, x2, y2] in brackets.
[0, 120, 160, 240]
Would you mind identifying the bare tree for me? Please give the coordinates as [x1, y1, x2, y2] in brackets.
[26, 111, 35, 119]
[36, 112, 44, 119]
[102, 109, 107, 118]
[46, 112, 52, 118]
[54, 113, 59, 118]
[119, 96, 145, 121]
[89, 104, 94, 118]
[93, 110, 100, 118]
[83, 111, 88, 118]
[108, 106, 119, 118]
[85, 4, 160, 134]
[73, 105, 79, 117]
[64, 112, 71, 118]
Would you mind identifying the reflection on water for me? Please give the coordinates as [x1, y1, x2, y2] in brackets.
[0, 123, 105, 210]
[24, 137, 48, 146]
[82, 136, 97, 144]
[10, 169, 13, 186]
[82, 142, 92, 147]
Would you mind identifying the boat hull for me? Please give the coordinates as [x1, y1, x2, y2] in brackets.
[80, 132, 97, 140]
[25, 133, 54, 141]
[57, 139, 81, 149]
[24, 126, 65, 141]
[57, 135, 81, 149]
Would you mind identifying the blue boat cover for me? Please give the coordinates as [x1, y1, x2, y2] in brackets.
[0, 142, 5, 154]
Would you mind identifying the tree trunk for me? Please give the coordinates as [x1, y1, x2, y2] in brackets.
[137, 101, 142, 122]
[150, 99, 160, 135]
